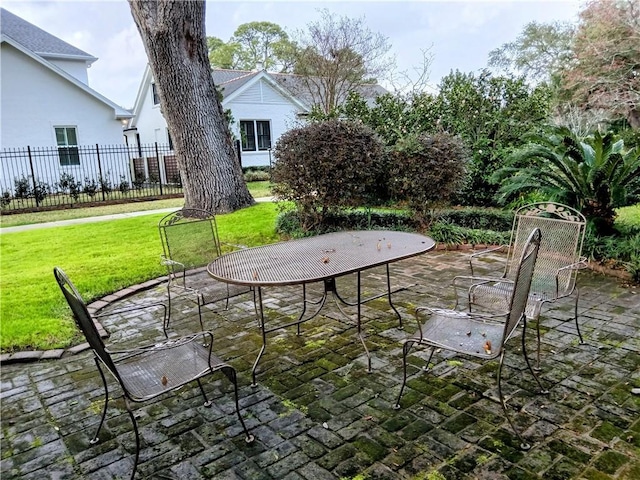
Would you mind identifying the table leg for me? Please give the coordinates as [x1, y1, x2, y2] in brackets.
[386, 264, 403, 328]
[251, 286, 267, 387]
[356, 271, 372, 373]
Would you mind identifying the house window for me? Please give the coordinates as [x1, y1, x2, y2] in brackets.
[55, 126, 80, 166]
[240, 120, 271, 151]
[152, 83, 160, 105]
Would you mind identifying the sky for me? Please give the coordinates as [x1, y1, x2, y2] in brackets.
[3, 0, 583, 110]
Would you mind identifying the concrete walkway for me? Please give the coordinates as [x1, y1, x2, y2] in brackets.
[1, 250, 638, 479]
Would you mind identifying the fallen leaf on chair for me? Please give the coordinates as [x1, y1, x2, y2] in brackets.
[161, 375, 168, 386]
[253, 271, 258, 280]
[483, 340, 492, 355]
[322, 257, 330, 263]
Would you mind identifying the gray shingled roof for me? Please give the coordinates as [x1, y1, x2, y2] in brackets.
[1, 8, 96, 60]
[211, 68, 387, 108]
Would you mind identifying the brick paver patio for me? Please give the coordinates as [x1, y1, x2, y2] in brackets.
[1, 249, 639, 479]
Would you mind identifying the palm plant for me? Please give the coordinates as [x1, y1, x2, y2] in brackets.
[493, 126, 640, 235]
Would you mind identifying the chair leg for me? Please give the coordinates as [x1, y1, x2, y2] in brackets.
[222, 366, 255, 443]
[165, 285, 173, 331]
[573, 288, 584, 344]
[394, 341, 415, 409]
[521, 316, 549, 395]
[123, 397, 140, 480]
[91, 358, 109, 445]
[496, 349, 530, 451]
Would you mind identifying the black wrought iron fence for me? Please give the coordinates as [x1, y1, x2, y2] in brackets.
[0, 143, 183, 213]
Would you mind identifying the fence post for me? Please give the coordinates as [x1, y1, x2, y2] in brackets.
[95, 144, 106, 201]
[27, 146, 39, 207]
[155, 142, 163, 195]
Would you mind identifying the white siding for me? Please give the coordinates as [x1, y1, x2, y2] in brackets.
[47, 58, 89, 84]
[230, 78, 304, 167]
[1, 43, 124, 149]
[132, 75, 306, 167]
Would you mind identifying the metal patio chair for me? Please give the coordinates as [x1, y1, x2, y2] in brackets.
[53, 267, 254, 480]
[395, 228, 546, 450]
[468, 202, 587, 368]
[159, 208, 251, 330]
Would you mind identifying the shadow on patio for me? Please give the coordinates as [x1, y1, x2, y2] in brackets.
[2, 250, 639, 479]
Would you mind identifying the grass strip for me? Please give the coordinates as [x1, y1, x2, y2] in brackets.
[0, 202, 279, 352]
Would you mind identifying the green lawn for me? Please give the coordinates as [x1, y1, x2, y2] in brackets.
[0, 181, 272, 228]
[0, 202, 280, 352]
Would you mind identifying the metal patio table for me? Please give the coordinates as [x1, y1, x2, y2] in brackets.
[207, 230, 436, 385]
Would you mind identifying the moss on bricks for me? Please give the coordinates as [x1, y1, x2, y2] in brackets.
[442, 412, 477, 434]
[592, 421, 625, 443]
[543, 458, 581, 480]
[546, 439, 592, 464]
[593, 450, 629, 474]
[353, 435, 387, 462]
[400, 419, 433, 441]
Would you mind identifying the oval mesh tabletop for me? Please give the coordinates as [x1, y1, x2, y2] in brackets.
[207, 230, 436, 286]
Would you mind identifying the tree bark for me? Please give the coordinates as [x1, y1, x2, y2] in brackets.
[129, 0, 254, 213]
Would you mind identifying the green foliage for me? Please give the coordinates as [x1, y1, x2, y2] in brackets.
[388, 132, 469, 222]
[275, 208, 417, 237]
[334, 71, 553, 207]
[435, 70, 553, 206]
[271, 120, 385, 231]
[494, 126, 640, 235]
[432, 208, 514, 231]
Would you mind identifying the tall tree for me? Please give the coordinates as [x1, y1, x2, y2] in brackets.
[488, 21, 575, 83]
[292, 9, 393, 114]
[207, 35, 241, 69]
[207, 21, 296, 72]
[560, 0, 640, 128]
[129, 0, 253, 213]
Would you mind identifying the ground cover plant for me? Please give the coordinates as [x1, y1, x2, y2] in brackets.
[0, 202, 279, 352]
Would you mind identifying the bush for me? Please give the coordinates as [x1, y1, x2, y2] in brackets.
[389, 132, 469, 223]
[272, 120, 385, 231]
[432, 208, 514, 231]
[275, 209, 417, 237]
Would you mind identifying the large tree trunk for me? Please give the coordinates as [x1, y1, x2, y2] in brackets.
[129, 0, 254, 213]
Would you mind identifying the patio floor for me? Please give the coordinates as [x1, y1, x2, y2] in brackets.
[1, 249, 639, 479]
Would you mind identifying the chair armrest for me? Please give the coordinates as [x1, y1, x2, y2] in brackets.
[221, 241, 248, 251]
[452, 275, 513, 310]
[469, 245, 507, 276]
[413, 307, 507, 340]
[107, 331, 214, 355]
[558, 257, 588, 272]
[161, 255, 186, 269]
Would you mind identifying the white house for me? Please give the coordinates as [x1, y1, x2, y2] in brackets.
[0, 9, 132, 149]
[126, 66, 313, 168]
[0, 8, 134, 194]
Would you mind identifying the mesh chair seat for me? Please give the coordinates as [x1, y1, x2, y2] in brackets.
[115, 338, 224, 401]
[409, 308, 507, 359]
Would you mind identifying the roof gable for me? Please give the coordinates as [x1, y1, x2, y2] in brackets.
[0, 8, 96, 62]
[2, 37, 131, 119]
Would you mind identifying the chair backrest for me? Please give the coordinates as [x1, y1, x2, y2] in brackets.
[158, 208, 222, 274]
[53, 267, 120, 377]
[505, 202, 585, 297]
[504, 228, 542, 340]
